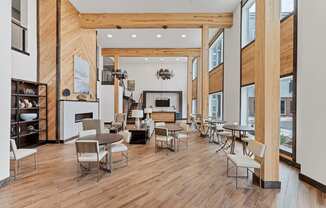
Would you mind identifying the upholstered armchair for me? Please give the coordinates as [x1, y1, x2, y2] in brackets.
[112, 113, 127, 130]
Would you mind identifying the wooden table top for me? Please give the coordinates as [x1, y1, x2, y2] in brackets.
[78, 133, 123, 145]
[164, 124, 184, 132]
[223, 124, 254, 132]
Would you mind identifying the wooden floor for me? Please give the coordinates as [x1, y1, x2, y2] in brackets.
[0, 133, 325, 208]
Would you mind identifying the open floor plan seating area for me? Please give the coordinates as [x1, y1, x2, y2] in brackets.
[1, 0, 326, 207]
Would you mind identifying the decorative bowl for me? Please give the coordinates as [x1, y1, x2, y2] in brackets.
[20, 113, 37, 121]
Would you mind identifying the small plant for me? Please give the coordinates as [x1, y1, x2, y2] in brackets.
[280, 134, 287, 145]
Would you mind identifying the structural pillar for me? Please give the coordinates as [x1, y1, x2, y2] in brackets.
[187, 56, 193, 122]
[254, 0, 281, 188]
[114, 55, 120, 114]
[201, 25, 209, 120]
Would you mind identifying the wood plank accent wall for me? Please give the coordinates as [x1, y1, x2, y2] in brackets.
[241, 15, 294, 86]
[201, 25, 209, 119]
[209, 64, 224, 93]
[60, 0, 97, 101]
[38, 0, 57, 141]
[80, 13, 233, 29]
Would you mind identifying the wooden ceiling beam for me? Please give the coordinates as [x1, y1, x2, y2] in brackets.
[80, 13, 233, 29]
[101, 48, 201, 57]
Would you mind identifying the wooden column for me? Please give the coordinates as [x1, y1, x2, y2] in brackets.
[201, 25, 209, 120]
[254, 0, 281, 188]
[114, 55, 120, 114]
[187, 56, 193, 122]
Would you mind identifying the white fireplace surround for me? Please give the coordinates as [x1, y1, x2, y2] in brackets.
[60, 101, 99, 141]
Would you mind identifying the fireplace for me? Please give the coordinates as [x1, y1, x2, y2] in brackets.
[75, 112, 93, 123]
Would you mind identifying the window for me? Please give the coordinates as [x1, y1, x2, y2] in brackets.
[280, 76, 294, 154]
[208, 92, 223, 120]
[242, 0, 256, 47]
[281, 0, 295, 19]
[11, 0, 28, 54]
[192, 58, 198, 80]
[209, 33, 224, 70]
[241, 85, 255, 130]
[192, 99, 197, 115]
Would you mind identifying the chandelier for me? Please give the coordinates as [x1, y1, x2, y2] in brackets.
[156, 68, 175, 80]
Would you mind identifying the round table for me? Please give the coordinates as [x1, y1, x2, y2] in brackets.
[164, 124, 184, 152]
[223, 124, 254, 154]
[78, 133, 123, 172]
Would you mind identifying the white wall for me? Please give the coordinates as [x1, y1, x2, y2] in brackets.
[0, 0, 12, 181]
[223, 4, 241, 123]
[11, 0, 37, 81]
[297, 0, 326, 185]
[121, 61, 188, 118]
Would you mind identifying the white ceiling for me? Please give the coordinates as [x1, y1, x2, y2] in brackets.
[120, 57, 188, 64]
[70, 0, 240, 13]
[98, 28, 220, 48]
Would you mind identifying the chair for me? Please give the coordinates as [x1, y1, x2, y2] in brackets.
[110, 131, 129, 167]
[154, 127, 174, 154]
[10, 139, 37, 178]
[82, 119, 110, 134]
[226, 140, 266, 188]
[119, 130, 131, 144]
[76, 134, 108, 182]
[155, 122, 166, 127]
[112, 113, 127, 130]
[176, 122, 191, 150]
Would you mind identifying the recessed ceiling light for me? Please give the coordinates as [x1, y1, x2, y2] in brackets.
[131, 34, 137, 38]
[144, 58, 149, 61]
[160, 58, 164, 61]
[176, 58, 180, 61]
[156, 34, 162, 38]
[107, 34, 113, 38]
[181, 34, 187, 38]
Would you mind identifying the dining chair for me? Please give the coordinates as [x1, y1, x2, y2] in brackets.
[110, 131, 130, 167]
[154, 127, 174, 154]
[155, 122, 166, 127]
[75, 138, 108, 182]
[10, 139, 37, 179]
[226, 140, 266, 188]
[176, 122, 191, 150]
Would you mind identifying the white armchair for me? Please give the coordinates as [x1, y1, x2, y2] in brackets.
[10, 139, 37, 178]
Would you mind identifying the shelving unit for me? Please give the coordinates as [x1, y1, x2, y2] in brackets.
[11, 79, 48, 148]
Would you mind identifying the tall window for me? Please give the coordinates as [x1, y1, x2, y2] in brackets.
[192, 99, 197, 115]
[241, 85, 255, 130]
[242, 0, 256, 47]
[281, 0, 295, 19]
[209, 32, 224, 70]
[192, 58, 198, 80]
[11, 0, 28, 53]
[280, 76, 294, 154]
[208, 92, 223, 120]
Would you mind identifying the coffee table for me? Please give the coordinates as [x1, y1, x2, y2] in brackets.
[129, 127, 149, 144]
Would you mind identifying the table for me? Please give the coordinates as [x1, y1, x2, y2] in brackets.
[164, 124, 184, 152]
[129, 127, 149, 144]
[223, 124, 254, 154]
[205, 120, 226, 143]
[78, 133, 123, 172]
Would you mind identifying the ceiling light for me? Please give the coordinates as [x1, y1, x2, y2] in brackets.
[107, 34, 113, 38]
[181, 34, 187, 38]
[176, 58, 180, 61]
[160, 58, 164, 61]
[144, 58, 149, 61]
[156, 34, 162, 38]
[131, 34, 137, 38]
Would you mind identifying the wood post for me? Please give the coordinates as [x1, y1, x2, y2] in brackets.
[201, 25, 209, 120]
[254, 0, 281, 188]
[187, 56, 193, 122]
[114, 55, 120, 114]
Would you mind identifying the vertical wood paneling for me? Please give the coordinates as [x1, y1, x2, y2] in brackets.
[209, 64, 224, 93]
[192, 79, 197, 99]
[114, 55, 120, 114]
[187, 56, 193, 120]
[60, 0, 97, 101]
[241, 15, 294, 85]
[38, 0, 57, 141]
[201, 25, 209, 119]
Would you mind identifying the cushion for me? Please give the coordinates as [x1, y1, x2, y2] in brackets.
[227, 154, 261, 169]
[177, 133, 188, 139]
[78, 150, 108, 162]
[155, 135, 174, 142]
[217, 131, 232, 137]
[10, 149, 37, 160]
[111, 143, 128, 153]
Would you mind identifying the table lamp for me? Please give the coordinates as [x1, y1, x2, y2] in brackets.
[144, 108, 152, 120]
[132, 110, 144, 129]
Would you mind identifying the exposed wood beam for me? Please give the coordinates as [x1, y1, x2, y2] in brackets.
[80, 13, 233, 29]
[254, 0, 281, 188]
[102, 48, 201, 57]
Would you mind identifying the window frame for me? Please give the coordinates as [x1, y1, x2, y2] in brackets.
[192, 57, 198, 80]
[209, 32, 224, 71]
[241, 0, 256, 48]
[208, 91, 223, 120]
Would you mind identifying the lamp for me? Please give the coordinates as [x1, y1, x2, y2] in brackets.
[144, 108, 152, 120]
[132, 110, 144, 129]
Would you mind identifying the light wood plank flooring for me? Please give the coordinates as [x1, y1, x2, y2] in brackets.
[0, 133, 325, 208]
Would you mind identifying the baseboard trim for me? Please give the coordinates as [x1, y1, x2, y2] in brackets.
[253, 174, 281, 189]
[0, 177, 10, 188]
[280, 156, 301, 169]
[299, 173, 326, 193]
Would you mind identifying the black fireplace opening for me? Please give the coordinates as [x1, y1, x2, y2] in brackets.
[75, 112, 93, 123]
